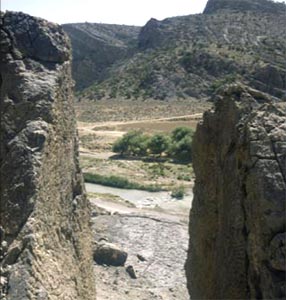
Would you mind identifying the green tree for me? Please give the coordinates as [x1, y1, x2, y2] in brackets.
[171, 135, 193, 162]
[171, 126, 194, 142]
[148, 133, 171, 156]
[170, 127, 194, 162]
[112, 131, 149, 157]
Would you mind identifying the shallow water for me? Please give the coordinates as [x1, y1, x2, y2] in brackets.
[85, 183, 193, 209]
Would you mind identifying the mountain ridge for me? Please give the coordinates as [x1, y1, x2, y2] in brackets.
[204, 0, 286, 14]
[63, 0, 286, 100]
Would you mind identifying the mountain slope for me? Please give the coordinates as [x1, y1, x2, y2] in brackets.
[68, 0, 286, 101]
[62, 23, 141, 90]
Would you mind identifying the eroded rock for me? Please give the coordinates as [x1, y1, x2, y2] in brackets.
[186, 84, 286, 299]
[0, 12, 95, 300]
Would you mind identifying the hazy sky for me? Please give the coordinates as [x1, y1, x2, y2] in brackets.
[1, 0, 286, 26]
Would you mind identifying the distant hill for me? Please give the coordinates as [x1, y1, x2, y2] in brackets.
[64, 0, 286, 100]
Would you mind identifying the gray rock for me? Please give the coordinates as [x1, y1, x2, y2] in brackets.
[0, 11, 95, 300]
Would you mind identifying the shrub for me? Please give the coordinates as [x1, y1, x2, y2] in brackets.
[170, 135, 193, 162]
[171, 126, 194, 142]
[83, 172, 162, 192]
[179, 51, 194, 72]
[171, 186, 185, 199]
[148, 133, 171, 156]
[112, 126, 194, 162]
[177, 174, 191, 181]
[169, 127, 194, 162]
[113, 130, 149, 156]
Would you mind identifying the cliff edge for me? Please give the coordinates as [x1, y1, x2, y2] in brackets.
[0, 12, 95, 299]
[186, 85, 286, 299]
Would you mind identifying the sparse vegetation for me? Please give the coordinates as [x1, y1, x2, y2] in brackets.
[171, 186, 185, 199]
[84, 172, 162, 192]
[74, 8, 285, 101]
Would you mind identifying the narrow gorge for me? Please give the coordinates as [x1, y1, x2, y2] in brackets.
[1, 1, 285, 299]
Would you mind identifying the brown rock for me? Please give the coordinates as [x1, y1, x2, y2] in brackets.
[126, 265, 137, 279]
[94, 242, 128, 266]
[186, 84, 286, 299]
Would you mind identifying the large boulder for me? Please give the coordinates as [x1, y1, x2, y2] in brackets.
[94, 242, 128, 266]
[0, 12, 95, 300]
[186, 84, 286, 299]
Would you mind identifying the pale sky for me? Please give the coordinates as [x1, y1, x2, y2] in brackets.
[1, 0, 286, 26]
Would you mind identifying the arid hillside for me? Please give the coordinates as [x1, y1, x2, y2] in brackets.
[64, 0, 286, 101]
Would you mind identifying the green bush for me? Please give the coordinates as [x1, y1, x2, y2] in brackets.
[170, 135, 193, 162]
[148, 133, 171, 156]
[84, 172, 162, 192]
[210, 74, 239, 93]
[169, 127, 194, 162]
[177, 174, 191, 181]
[171, 126, 194, 142]
[171, 186, 185, 199]
[179, 52, 193, 72]
[112, 126, 194, 162]
[112, 130, 149, 156]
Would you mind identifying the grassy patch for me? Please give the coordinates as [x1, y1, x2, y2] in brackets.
[84, 172, 163, 192]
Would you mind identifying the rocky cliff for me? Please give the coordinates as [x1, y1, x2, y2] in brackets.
[186, 85, 286, 299]
[0, 12, 95, 299]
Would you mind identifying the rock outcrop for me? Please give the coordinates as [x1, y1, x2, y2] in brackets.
[0, 12, 95, 299]
[186, 84, 286, 299]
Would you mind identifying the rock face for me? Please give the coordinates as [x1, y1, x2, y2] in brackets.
[0, 12, 95, 299]
[186, 84, 286, 299]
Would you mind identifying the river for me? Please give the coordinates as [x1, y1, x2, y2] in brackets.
[85, 182, 193, 209]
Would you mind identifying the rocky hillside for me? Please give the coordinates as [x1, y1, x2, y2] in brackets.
[73, 0, 286, 101]
[204, 0, 286, 14]
[186, 84, 286, 299]
[0, 12, 95, 299]
[62, 23, 140, 90]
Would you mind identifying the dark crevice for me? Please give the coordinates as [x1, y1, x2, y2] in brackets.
[240, 178, 251, 299]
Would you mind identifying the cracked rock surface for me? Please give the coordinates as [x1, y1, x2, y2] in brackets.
[186, 84, 286, 299]
[90, 192, 191, 300]
[0, 12, 95, 300]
